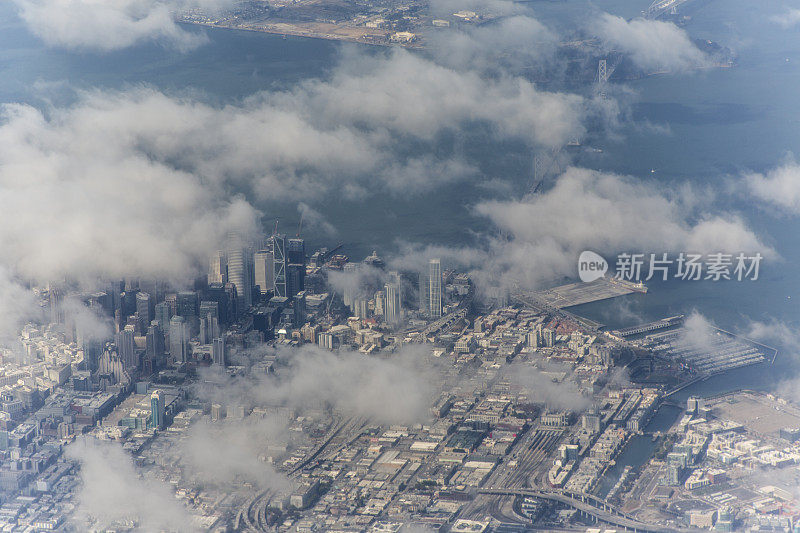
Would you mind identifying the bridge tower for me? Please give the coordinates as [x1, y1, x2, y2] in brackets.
[598, 59, 609, 99]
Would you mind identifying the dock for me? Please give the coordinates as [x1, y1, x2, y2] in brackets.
[518, 276, 646, 310]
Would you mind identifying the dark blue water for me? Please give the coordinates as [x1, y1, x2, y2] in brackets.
[1, 0, 798, 376]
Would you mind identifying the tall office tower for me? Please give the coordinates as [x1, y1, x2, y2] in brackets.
[205, 284, 232, 326]
[208, 250, 226, 284]
[418, 272, 430, 315]
[287, 238, 305, 264]
[429, 258, 443, 319]
[212, 337, 226, 367]
[209, 315, 220, 342]
[139, 280, 165, 304]
[342, 262, 358, 310]
[374, 290, 385, 317]
[254, 248, 275, 297]
[48, 286, 64, 325]
[224, 283, 238, 321]
[176, 291, 198, 321]
[199, 315, 220, 345]
[354, 298, 369, 320]
[294, 291, 307, 326]
[198, 300, 220, 342]
[165, 294, 177, 316]
[151, 390, 165, 430]
[286, 264, 305, 298]
[271, 234, 287, 297]
[199, 300, 219, 321]
[121, 290, 139, 318]
[83, 339, 103, 374]
[199, 316, 208, 344]
[226, 233, 253, 313]
[136, 292, 153, 334]
[146, 322, 165, 367]
[286, 238, 306, 297]
[169, 316, 189, 363]
[116, 325, 137, 371]
[154, 302, 171, 330]
[88, 291, 112, 317]
[384, 278, 402, 324]
[109, 280, 124, 314]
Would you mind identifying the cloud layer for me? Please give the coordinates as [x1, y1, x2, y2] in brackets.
[13, 0, 210, 52]
[594, 14, 708, 72]
[199, 344, 441, 424]
[771, 9, 800, 30]
[472, 167, 771, 289]
[67, 438, 194, 531]
[745, 160, 800, 215]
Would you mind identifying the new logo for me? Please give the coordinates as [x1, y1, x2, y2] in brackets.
[578, 250, 608, 282]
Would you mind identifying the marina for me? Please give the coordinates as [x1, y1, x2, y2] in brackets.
[642, 326, 777, 376]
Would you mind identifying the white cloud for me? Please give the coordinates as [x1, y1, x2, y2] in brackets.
[428, 15, 559, 72]
[743, 318, 800, 355]
[506, 361, 591, 412]
[66, 438, 194, 531]
[0, 269, 41, 345]
[260, 344, 440, 424]
[13, 0, 210, 52]
[472, 167, 772, 288]
[196, 344, 441, 425]
[745, 160, 800, 215]
[179, 415, 294, 491]
[0, 98, 259, 284]
[677, 311, 719, 353]
[771, 9, 800, 29]
[594, 13, 708, 72]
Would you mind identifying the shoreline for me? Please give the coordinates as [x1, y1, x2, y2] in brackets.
[180, 20, 425, 50]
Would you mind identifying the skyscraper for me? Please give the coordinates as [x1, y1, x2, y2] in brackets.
[136, 292, 153, 334]
[212, 337, 226, 367]
[154, 301, 171, 330]
[116, 325, 137, 371]
[138, 280, 165, 304]
[83, 339, 103, 374]
[151, 390, 165, 430]
[48, 286, 64, 325]
[286, 238, 306, 297]
[287, 238, 305, 264]
[384, 273, 402, 324]
[146, 322, 165, 368]
[429, 259, 442, 319]
[208, 250, 226, 284]
[206, 283, 233, 326]
[271, 234, 287, 297]
[342, 262, 358, 310]
[418, 272, 429, 315]
[286, 264, 305, 298]
[254, 248, 274, 297]
[354, 298, 369, 320]
[226, 233, 253, 313]
[169, 316, 189, 363]
[176, 291, 198, 320]
[374, 290, 385, 317]
[199, 315, 219, 345]
[294, 291, 307, 326]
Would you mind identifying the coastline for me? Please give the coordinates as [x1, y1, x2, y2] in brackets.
[180, 20, 425, 49]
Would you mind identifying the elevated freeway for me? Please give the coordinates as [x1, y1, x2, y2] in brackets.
[479, 487, 675, 532]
